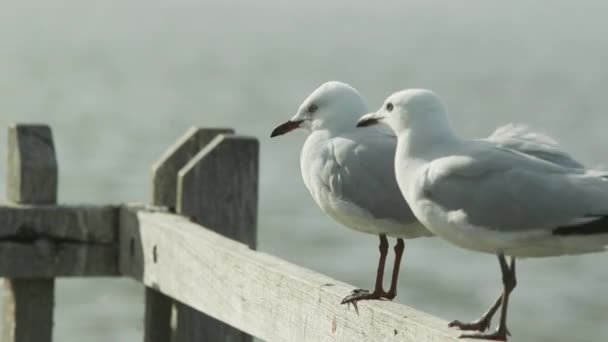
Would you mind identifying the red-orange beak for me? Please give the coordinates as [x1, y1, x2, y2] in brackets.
[270, 120, 304, 137]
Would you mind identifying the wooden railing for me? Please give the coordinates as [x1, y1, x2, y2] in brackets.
[0, 124, 470, 341]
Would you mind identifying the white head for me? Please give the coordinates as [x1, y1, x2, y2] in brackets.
[356, 89, 452, 139]
[271, 81, 368, 137]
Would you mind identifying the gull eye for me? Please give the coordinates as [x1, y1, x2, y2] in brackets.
[386, 103, 394, 112]
[308, 104, 318, 114]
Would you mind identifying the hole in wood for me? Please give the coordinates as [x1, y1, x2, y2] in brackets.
[130, 238, 135, 257]
[153, 245, 158, 263]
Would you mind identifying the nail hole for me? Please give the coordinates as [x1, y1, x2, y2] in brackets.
[153, 245, 158, 263]
[129, 238, 135, 257]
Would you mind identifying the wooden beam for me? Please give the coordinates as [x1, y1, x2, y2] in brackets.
[0, 204, 118, 243]
[0, 204, 119, 277]
[0, 242, 118, 277]
[120, 209, 470, 342]
[174, 134, 258, 341]
[2, 124, 56, 342]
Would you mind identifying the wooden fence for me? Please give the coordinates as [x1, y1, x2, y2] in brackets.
[0, 124, 471, 341]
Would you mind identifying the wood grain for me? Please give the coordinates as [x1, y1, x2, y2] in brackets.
[121, 209, 471, 342]
[0, 204, 117, 243]
[174, 134, 258, 341]
[0, 242, 117, 277]
[150, 127, 233, 211]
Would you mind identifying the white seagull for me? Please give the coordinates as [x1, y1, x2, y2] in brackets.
[272, 81, 428, 304]
[271, 81, 588, 307]
[357, 89, 608, 340]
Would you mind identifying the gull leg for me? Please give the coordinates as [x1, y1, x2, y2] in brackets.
[384, 238, 405, 300]
[460, 255, 517, 341]
[341, 234, 389, 304]
[448, 294, 502, 332]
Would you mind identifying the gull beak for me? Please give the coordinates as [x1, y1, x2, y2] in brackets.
[356, 112, 383, 128]
[270, 120, 304, 137]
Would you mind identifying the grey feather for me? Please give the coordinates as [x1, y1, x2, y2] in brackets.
[422, 143, 608, 232]
[300, 124, 428, 238]
[486, 124, 584, 169]
[330, 131, 417, 224]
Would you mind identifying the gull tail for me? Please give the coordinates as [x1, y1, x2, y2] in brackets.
[552, 215, 608, 236]
[522, 215, 608, 257]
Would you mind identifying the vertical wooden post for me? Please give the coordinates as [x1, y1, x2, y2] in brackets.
[2, 124, 57, 342]
[146, 127, 233, 342]
[174, 134, 258, 342]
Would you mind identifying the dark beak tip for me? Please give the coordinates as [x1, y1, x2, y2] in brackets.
[270, 120, 302, 138]
[356, 118, 379, 128]
[270, 127, 285, 138]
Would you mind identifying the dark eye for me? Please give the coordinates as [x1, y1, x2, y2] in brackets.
[386, 103, 394, 112]
[308, 104, 318, 114]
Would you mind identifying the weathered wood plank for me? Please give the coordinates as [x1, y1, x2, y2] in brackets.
[2, 280, 54, 342]
[0, 242, 118, 277]
[121, 210, 471, 342]
[144, 127, 232, 342]
[177, 135, 258, 248]
[143, 289, 174, 342]
[0, 204, 118, 243]
[150, 127, 234, 211]
[0, 204, 119, 277]
[3, 124, 56, 342]
[119, 204, 146, 280]
[173, 134, 258, 341]
[7, 124, 58, 204]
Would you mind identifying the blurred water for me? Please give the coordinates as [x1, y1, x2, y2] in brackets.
[0, 1, 607, 341]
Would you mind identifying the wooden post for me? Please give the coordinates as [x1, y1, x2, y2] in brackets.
[174, 134, 258, 342]
[146, 127, 233, 342]
[2, 124, 58, 342]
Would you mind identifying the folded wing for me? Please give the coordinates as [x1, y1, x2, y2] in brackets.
[423, 145, 608, 234]
[327, 129, 420, 227]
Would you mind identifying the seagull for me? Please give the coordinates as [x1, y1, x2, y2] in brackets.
[271, 81, 588, 308]
[272, 81, 430, 304]
[357, 89, 608, 340]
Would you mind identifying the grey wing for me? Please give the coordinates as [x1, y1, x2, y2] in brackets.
[485, 123, 584, 169]
[423, 146, 608, 232]
[329, 132, 418, 226]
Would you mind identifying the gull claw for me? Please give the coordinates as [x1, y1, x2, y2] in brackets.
[459, 329, 510, 341]
[340, 288, 389, 304]
[448, 317, 492, 332]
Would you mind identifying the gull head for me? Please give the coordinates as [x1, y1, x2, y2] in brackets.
[357, 89, 449, 136]
[271, 81, 368, 137]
